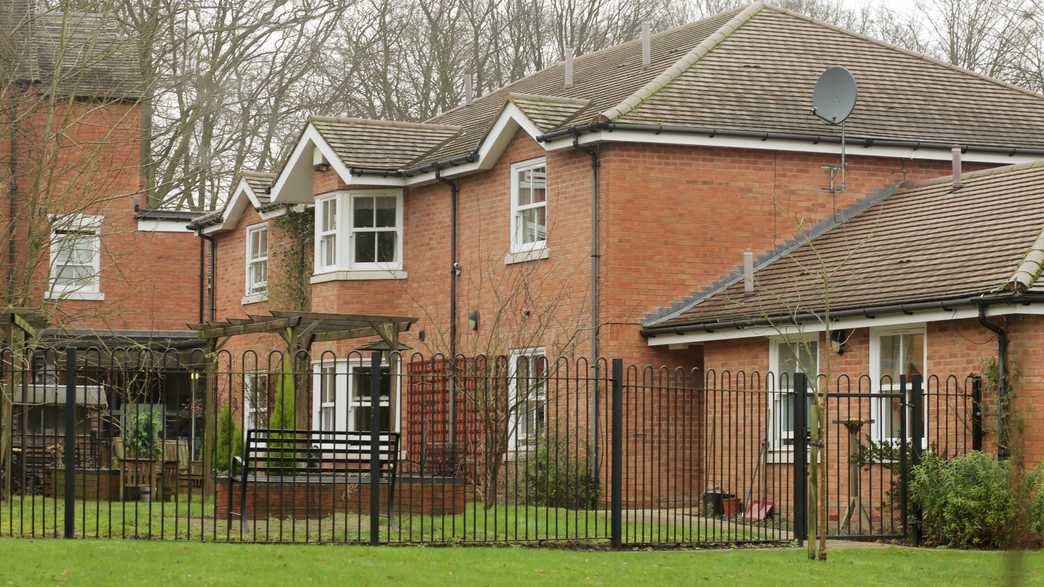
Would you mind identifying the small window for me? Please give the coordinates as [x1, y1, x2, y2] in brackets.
[319, 365, 338, 436]
[244, 372, 270, 438]
[770, 338, 818, 449]
[350, 366, 394, 432]
[509, 348, 547, 449]
[316, 196, 338, 271]
[245, 225, 268, 295]
[872, 328, 926, 442]
[510, 159, 547, 253]
[48, 214, 102, 299]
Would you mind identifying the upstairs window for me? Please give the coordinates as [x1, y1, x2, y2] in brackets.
[317, 196, 338, 271]
[510, 158, 547, 253]
[245, 224, 268, 296]
[314, 190, 403, 274]
[48, 214, 102, 300]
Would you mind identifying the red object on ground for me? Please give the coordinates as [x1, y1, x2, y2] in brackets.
[743, 499, 773, 522]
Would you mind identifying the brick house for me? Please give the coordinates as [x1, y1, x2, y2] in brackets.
[197, 2, 1044, 487]
[1, 4, 203, 445]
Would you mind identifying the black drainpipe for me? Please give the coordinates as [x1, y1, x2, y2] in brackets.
[977, 303, 1008, 459]
[196, 232, 217, 322]
[6, 83, 20, 303]
[436, 167, 460, 453]
[573, 132, 601, 476]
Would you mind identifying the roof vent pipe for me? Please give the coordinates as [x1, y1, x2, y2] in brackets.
[641, 23, 651, 67]
[743, 250, 754, 295]
[564, 48, 574, 88]
[952, 145, 962, 189]
[464, 73, 473, 106]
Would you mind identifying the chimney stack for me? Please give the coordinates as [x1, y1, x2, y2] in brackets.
[564, 48, 574, 88]
[464, 73, 473, 106]
[951, 145, 962, 189]
[641, 23, 651, 67]
[743, 251, 755, 295]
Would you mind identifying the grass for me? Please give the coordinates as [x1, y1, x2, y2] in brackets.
[0, 497, 778, 544]
[1, 539, 1041, 586]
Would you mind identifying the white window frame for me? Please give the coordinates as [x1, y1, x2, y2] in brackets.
[768, 335, 819, 451]
[243, 371, 270, 442]
[46, 214, 103, 301]
[508, 347, 548, 450]
[313, 190, 404, 275]
[245, 223, 268, 297]
[310, 358, 401, 448]
[869, 325, 928, 445]
[315, 195, 339, 272]
[509, 158, 548, 254]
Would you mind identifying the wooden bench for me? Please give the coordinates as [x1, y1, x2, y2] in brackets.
[237, 428, 400, 517]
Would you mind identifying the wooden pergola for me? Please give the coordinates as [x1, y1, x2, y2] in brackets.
[2, 307, 50, 500]
[189, 311, 417, 493]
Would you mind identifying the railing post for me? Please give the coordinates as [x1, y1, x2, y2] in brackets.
[971, 376, 983, 451]
[369, 351, 381, 545]
[64, 346, 77, 539]
[610, 358, 623, 548]
[793, 372, 808, 546]
[910, 375, 924, 546]
[899, 375, 909, 541]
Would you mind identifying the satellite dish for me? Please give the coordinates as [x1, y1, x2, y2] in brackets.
[812, 66, 857, 125]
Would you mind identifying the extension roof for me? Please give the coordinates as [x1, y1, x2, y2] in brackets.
[1, 3, 141, 99]
[643, 162, 1044, 335]
[190, 170, 278, 231]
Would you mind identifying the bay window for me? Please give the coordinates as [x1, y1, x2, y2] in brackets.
[314, 190, 404, 277]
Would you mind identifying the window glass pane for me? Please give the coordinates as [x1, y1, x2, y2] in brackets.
[879, 335, 901, 382]
[54, 264, 94, 286]
[375, 197, 396, 227]
[520, 208, 546, 245]
[353, 407, 391, 432]
[516, 169, 531, 206]
[355, 231, 376, 263]
[321, 234, 336, 266]
[907, 334, 925, 377]
[353, 196, 374, 228]
[322, 199, 337, 232]
[530, 167, 546, 203]
[779, 341, 816, 376]
[352, 367, 391, 401]
[376, 232, 396, 263]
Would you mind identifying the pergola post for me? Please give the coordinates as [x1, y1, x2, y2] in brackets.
[1, 309, 44, 502]
[202, 338, 218, 497]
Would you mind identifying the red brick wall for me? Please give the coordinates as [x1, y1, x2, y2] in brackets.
[0, 92, 200, 333]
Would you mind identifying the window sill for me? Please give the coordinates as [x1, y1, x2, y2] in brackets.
[504, 247, 549, 265]
[310, 269, 408, 284]
[45, 290, 104, 301]
[241, 292, 268, 306]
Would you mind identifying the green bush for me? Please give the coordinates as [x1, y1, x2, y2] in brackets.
[524, 437, 599, 509]
[911, 451, 1043, 548]
[214, 405, 243, 474]
[124, 409, 163, 458]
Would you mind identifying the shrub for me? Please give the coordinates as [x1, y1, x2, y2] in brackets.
[214, 405, 243, 474]
[124, 409, 164, 458]
[910, 451, 1043, 548]
[524, 437, 599, 509]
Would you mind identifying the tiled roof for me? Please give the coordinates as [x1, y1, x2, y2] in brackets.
[309, 117, 461, 172]
[415, 7, 743, 167]
[644, 161, 1044, 332]
[610, 6, 1044, 151]
[240, 170, 276, 203]
[406, 3, 1044, 171]
[507, 93, 591, 132]
[1, 5, 142, 99]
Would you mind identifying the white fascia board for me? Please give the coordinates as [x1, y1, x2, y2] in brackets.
[645, 303, 1044, 346]
[259, 207, 287, 221]
[137, 219, 194, 233]
[379, 102, 546, 188]
[270, 124, 354, 204]
[544, 130, 1041, 165]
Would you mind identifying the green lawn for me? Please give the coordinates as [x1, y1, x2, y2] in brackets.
[0, 539, 1040, 586]
[1, 497, 779, 544]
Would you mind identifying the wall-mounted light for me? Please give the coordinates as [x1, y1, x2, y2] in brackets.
[830, 329, 849, 355]
[468, 310, 480, 331]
